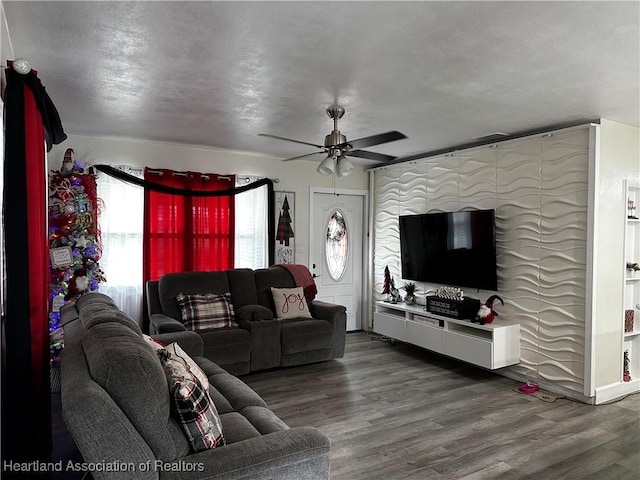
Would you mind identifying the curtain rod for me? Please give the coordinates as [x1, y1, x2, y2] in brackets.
[145, 170, 279, 183]
[145, 169, 232, 181]
[97, 165, 279, 184]
[94, 164, 277, 197]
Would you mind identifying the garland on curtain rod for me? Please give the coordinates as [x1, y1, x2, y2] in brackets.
[94, 164, 276, 265]
[94, 164, 274, 197]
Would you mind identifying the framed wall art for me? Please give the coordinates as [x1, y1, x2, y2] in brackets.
[274, 191, 295, 264]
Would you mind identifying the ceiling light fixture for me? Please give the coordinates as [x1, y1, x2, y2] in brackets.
[336, 155, 353, 177]
[317, 155, 336, 176]
[316, 150, 354, 178]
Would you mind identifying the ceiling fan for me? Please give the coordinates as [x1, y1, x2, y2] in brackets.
[259, 106, 407, 177]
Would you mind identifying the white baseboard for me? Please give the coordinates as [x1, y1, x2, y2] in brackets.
[594, 380, 640, 404]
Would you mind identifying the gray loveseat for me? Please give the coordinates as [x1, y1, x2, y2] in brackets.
[146, 266, 347, 375]
[59, 292, 330, 480]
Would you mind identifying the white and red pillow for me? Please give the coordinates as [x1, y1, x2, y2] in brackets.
[271, 287, 313, 320]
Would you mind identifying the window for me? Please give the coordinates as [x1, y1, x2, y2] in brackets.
[96, 167, 144, 322]
[96, 169, 269, 325]
[143, 169, 235, 280]
[235, 176, 269, 269]
[325, 210, 348, 281]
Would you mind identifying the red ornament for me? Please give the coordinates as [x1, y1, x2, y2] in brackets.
[65, 267, 88, 300]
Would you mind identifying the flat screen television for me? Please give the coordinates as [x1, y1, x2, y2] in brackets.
[399, 209, 497, 291]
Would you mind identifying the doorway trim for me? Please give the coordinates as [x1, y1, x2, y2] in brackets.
[309, 187, 370, 331]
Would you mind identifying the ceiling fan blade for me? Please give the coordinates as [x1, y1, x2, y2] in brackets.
[347, 149, 397, 163]
[344, 131, 407, 150]
[258, 133, 324, 149]
[282, 151, 325, 162]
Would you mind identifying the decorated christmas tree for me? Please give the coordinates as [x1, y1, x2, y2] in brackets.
[48, 148, 105, 365]
[382, 266, 391, 295]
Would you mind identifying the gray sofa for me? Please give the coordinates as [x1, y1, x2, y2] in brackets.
[146, 266, 347, 375]
[59, 292, 330, 480]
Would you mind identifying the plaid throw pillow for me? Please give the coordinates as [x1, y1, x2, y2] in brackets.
[176, 293, 238, 331]
[160, 354, 225, 452]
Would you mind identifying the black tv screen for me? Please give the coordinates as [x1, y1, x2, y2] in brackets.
[399, 209, 497, 291]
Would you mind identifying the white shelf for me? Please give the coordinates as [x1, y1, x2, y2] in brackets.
[621, 179, 640, 392]
[624, 330, 640, 340]
[373, 301, 520, 370]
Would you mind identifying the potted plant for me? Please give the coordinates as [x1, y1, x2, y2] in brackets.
[402, 282, 417, 305]
[626, 262, 640, 277]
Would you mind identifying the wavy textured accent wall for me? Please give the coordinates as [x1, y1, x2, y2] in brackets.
[373, 165, 403, 297]
[372, 128, 589, 393]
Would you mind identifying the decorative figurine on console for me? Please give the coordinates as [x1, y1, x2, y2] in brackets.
[473, 295, 504, 325]
[389, 277, 401, 304]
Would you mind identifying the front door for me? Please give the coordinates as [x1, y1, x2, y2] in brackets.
[311, 191, 366, 331]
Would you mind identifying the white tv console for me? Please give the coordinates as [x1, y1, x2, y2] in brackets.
[374, 301, 521, 370]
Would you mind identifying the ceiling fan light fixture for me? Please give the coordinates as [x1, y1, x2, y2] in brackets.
[317, 155, 335, 176]
[260, 105, 407, 164]
[336, 155, 353, 177]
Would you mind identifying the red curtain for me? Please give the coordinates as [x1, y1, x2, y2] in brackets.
[3, 64, 66, 466]
[23, 84, 50, 447]
[143, 168, 235, 282]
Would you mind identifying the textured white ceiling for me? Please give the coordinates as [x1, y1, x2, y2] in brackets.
[3, 1, 639, 166]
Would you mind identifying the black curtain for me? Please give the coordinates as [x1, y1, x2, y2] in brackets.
[1, 64, 66, 471]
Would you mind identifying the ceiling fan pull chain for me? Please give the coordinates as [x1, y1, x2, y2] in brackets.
[332, 168, 336, 195]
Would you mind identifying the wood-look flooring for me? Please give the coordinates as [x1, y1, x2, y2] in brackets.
[50, 331, 639, 479]
[242, 332, 640, 480]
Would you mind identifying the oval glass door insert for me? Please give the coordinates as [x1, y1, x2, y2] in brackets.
[326, 210, 348, 281]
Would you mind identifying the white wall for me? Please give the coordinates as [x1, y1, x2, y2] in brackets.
[592, 119, 640, 390]
[0, 2, 13, 76]
[48, 134, 369, 264]
[0, 0, 11, 317]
